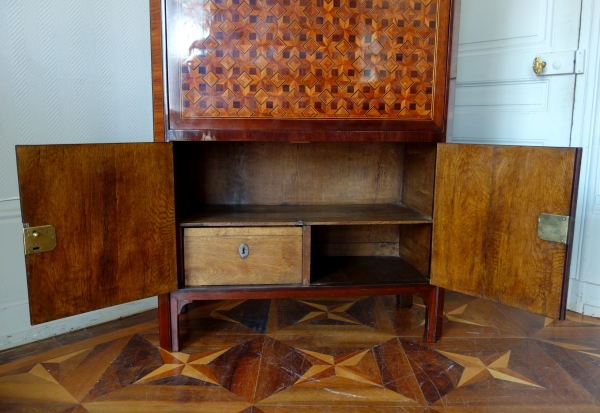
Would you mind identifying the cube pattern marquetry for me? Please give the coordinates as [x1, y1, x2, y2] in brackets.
[174, 0, 439, 120]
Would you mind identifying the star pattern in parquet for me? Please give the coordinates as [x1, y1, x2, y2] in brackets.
[2, 292, 600, 412]
[438, 350, 542, 388]
[174, 0, 439, 120]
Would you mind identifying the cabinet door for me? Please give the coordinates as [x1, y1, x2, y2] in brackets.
[431, 144, 581, 319]
[16, 143, 178, 325]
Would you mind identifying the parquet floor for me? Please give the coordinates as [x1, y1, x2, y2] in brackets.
[2, 292, 600, 412]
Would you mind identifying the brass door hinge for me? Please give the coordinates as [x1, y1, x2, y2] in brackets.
[538, 214, 569, 244]
[23, 225, 57, 254]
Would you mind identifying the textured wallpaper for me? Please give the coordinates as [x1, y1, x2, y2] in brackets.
[0, 0, 154, 200]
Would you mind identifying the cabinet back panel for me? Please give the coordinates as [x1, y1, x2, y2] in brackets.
[174, 142, 405, 207]
[312, 225, 400, 257]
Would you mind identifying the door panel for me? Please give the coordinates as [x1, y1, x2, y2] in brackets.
[452, 0, 582, 147]
[16, 143, 177, 325]
[431, 144, 580, 319]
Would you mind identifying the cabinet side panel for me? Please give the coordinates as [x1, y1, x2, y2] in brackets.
[403, 143, 437, 216]
[430, 144, 493, 295]
[398, 224, 432, 277]
[150, 0, 166, 142]
[17, 144, 177, 325]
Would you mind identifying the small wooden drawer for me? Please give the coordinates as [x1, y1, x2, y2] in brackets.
[183, 227, 303, 286]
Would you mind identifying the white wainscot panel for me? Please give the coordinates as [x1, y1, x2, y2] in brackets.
[457, 53, 552, 84]
[455, 81, 548, 112]
[0, 200, 28, 305]
[459, 0, 546, 50]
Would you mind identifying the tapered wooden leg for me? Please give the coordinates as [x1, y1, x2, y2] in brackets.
[396, 294, 414, 308]
[421, 287, 444, 343]
[158, 293, 172, 351]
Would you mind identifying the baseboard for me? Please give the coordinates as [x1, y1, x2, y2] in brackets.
[0, 296, 157, 351]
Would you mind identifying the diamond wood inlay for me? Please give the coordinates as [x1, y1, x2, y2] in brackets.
[172, 0, 439, 120]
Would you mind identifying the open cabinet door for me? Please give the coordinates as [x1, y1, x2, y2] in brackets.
[16, 143, 178, 325]
[431, 144, 581, 319]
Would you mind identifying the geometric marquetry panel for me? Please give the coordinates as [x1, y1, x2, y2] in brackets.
[168, 0, 440, 121]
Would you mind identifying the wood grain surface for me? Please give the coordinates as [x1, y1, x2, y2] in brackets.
[431, 144, 579, 319]
[311, 256, 429, 285]
[150, 0, 166, 142]
[180, 204, 432, 226]
[174, 142, 407, 207]
[402, 142, 436, 216]
[184, 227, 303, 286]
[16, 143, 178, 325]
[398, 224, 432, 277]
[312, 224, 400, 257]
[302, 226, 311, 285]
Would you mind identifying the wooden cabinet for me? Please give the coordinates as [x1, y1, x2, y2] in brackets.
[14, 0, 582, 352]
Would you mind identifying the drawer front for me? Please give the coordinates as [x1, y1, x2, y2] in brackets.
[184, 227, 303, 286]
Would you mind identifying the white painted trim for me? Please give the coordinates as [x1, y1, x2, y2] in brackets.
[0, 199, 21, 220]
[0, 297, 157, 351]
[567, 0, 600, 313]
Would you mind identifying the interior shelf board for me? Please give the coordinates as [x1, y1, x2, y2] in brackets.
[179, 204, 432, 227]
[311, 256, 430, 286]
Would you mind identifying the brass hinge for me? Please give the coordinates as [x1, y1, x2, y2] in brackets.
[538, 214, 569, 244]
[23, 225, 57, 255]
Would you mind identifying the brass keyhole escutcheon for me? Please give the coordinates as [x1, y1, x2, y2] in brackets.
[239, 243, 249, 259]
[533, 56, 546, 75]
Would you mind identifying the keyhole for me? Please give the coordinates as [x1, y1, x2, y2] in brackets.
[239, 243, 249, 259]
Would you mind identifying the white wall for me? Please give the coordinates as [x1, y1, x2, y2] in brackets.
[0, 0, 157, 350]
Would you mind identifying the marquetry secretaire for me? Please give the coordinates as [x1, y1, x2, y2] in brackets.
[15, 0, 581, 352]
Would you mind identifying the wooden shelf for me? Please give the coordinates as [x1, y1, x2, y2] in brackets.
[179, 204, 432, 227]
[311, 256, 429, 286]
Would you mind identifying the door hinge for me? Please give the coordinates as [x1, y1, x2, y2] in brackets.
[23, 225, 57, 255]
[575, 49, 585, 74]
[533, 50, 585, 76]
[538, 214, 569, 244]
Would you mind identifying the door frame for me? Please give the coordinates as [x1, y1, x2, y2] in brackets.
[567, 0, 600, 315]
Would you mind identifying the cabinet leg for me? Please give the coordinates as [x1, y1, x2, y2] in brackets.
[158, 294, 172, 351]
[396, 294, 413, 308]
[422, 287, 444, 343]
[170, 295, 180, 352]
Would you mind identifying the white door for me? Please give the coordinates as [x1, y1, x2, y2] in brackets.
[452, 0, 582, 147]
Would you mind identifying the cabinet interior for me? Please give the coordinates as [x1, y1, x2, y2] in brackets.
[174, 141, 436, 286]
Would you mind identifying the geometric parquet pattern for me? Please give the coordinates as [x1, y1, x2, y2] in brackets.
[176, 0, 438, 120]
[2, 292, 600, 412]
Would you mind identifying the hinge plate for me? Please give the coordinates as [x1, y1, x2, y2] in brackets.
[24, 225, 57, 255]
[538, 214, 569, 244]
